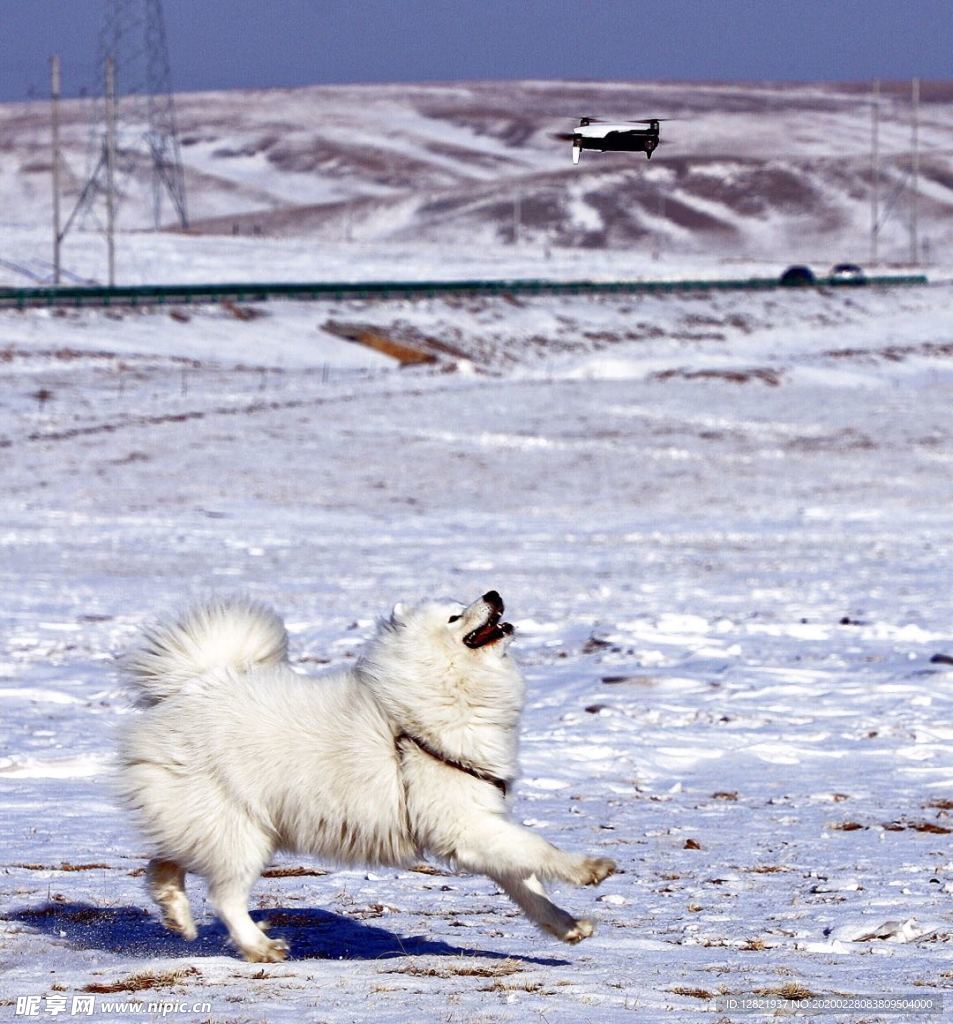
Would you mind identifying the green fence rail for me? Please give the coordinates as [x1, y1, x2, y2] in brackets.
[0, 274, 929, 310]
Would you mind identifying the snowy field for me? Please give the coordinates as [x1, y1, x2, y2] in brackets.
[0, 221, 863, 292]
[1, 269, 953, 1022]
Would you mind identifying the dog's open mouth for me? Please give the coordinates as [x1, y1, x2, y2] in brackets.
[463, 593, 514, 649]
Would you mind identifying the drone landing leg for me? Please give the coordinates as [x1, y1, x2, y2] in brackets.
[572, 144, 581, 165]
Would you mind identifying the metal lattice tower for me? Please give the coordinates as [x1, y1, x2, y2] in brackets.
[92, 0, 188, 229]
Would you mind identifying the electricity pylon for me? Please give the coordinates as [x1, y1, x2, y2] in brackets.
[97, 0, 188, 229]
[75, 0, 188, 239]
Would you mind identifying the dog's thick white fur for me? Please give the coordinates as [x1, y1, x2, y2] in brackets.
[117, 592, 615, 962]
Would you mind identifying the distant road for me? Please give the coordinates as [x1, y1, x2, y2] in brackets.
[0, 274, 929, 309]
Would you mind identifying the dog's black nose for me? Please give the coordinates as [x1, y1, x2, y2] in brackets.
[482, 591, 504, 613]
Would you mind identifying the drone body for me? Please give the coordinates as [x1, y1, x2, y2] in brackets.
[557, 118, 663, 164]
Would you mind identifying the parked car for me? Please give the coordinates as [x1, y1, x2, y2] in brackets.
[779, 265, 815, 286]
[829, 262, 866, 284]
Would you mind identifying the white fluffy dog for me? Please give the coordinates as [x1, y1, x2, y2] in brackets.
[117, 591, 616, 962]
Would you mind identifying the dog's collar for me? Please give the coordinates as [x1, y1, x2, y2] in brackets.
[397, 731, 509, 797]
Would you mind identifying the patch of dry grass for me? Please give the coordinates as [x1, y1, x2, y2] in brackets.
[83, 967, 200, 994]
[11, 862, 111, 872]
[261, 865, 330, 878]
[382, 960, 523, 980]
[670, 986, 716, 999]
[753, 982, 815, 1001]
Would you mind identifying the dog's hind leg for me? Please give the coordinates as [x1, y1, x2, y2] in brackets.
[495, 872, 594, 944]
[147, 859, 197, 940]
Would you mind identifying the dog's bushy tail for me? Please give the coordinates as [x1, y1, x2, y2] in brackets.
[123, 596, 288, 705]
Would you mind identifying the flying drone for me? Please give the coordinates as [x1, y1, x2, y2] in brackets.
[554, 117, 669, 164]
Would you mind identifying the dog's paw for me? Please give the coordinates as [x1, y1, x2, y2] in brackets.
[161, 914, 198, 941]
[578, 856, 617, 886]
[561, 918, 594, 944]
[243, 937, 289, 963]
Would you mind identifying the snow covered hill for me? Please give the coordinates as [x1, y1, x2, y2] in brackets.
[2, 78, 951, 265]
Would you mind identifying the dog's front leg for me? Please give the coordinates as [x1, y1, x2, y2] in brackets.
[447, 814, 616, 888]
[495, 872, 595, 943]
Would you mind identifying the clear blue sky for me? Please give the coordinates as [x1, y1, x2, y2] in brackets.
[2, 0, 950, 101]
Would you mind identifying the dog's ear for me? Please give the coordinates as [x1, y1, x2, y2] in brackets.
[390, 602, 407, 626]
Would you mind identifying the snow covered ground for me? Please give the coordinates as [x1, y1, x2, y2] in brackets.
[1, 269, 952, 1022]
[0, 221, 794, 290]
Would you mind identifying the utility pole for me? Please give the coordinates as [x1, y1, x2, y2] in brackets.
[870, 79, 879, 265]
[105, 56, 117, 287]
[910, 77, 919, 265]
[51, 55, 62, 285]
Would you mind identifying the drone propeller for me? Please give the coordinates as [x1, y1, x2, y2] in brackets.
[571, 117, 677, 125]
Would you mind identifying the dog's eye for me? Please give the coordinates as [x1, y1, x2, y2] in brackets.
[448, 614, 461, 623]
